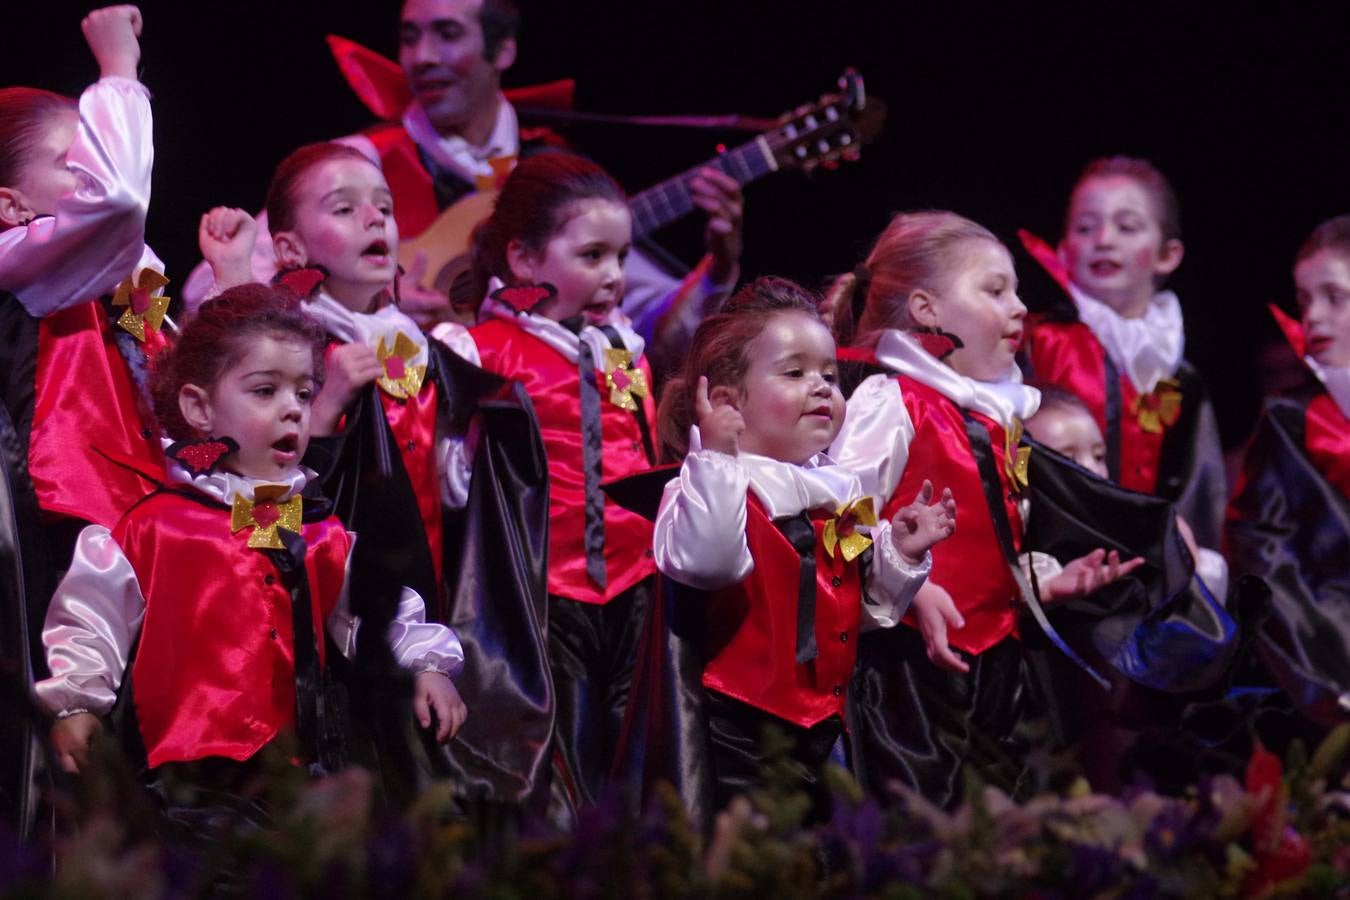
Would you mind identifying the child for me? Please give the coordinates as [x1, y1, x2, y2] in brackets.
[1019, 157, 1227, 552]
[830, 211, 1152, 806]
[201, 143, 552, 808]
[1227, 214, 1350, 730]
[36, 285, 464, 809]
[460, 153, 662, 809]
[0, 5, 166, 555]
[652, 276, 953, 820]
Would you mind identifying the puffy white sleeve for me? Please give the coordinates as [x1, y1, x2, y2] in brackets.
[653, 428, 754, 590]
[829, 374, 915, 505]
[0, 78, 153, 316]
[326, 535, 465, 677]
[860, 521, 931, 630]
[34, 525, 146, 718]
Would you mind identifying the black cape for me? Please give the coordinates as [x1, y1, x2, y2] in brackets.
[305, 339, 554, 808]
[1226, 395, 1350, 727]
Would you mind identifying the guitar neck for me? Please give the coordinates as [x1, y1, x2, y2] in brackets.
[627, 135, 779, 240]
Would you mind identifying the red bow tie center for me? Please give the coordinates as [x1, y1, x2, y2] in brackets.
[252, 500, 281, 529]
[612, 367, 632, 391]
[131, 287, 153, 315]
[835, 511, 857, 537]
[385, 356, 406, 380]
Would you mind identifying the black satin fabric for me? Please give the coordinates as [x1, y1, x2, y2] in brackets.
[0, 399, 46, 838]
[848, 630, 1030, 809]
[1227, 397, 1350, 727]
[548, 580, 650, 811]
[704, 690, 842, 825]
[303, 341, 554, 808]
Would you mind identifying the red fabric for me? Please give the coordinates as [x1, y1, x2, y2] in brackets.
[380, 382, 444, 587]
[31, 300, 164, 529]
[702, 495, 861, 728]
[1022, 318, 1166, 496]
[1303, 394, 1350, 501]
[118, 493, 350, 767]
[891, 376, 1021, 655]
[364, 124, 441, 240]
[472, 319, 656, 603]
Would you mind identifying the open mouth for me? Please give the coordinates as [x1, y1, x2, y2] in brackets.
[362, 240, 391, 263]
[272, 434, 299, 457]
[1308, 335, 1334, 356]
[582, 300, 613, 319]
[1088, 259, 1122, 277]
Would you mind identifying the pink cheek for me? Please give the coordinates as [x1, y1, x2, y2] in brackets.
[1133, 247, 1156, 269]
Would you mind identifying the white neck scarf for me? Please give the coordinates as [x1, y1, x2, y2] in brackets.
[164, 437, 311, 506]
[302, 290, 429, 369]
[873, 329, 1041, 429]
[688, 425, 859, 518]
[480, 277, 645, 370]
[1069, 284, 1185, 394]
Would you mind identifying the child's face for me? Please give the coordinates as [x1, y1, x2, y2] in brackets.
[734, 311, 845, 465]
[1026, 404, 1107, 478]
[929, 239, 1026, 382]
[6, 110, 79, 222]
[275, 157, 398, 312]
[184, 335, 317, 482]
[1061, 175, 1181, 315]
[1295, 248, 1350, 369]
[510, 199, 632, 326]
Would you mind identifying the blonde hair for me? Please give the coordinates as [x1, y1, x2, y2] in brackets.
[834, 210, 1000, 349]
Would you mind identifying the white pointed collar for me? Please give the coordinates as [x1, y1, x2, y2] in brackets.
[873, 329, 1040, 430]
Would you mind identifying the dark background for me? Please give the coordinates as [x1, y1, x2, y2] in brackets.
[7, 1, 1350, 451]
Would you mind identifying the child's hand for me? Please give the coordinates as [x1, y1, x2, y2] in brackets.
[889, 480, 956, 565]
[311, 343, 383, 436]
[1040, 548, 1145, 604]
[83, 6, 143, 81]
[695, 375, 744, 456]
[691, 168, 744, 285]
[911, 581, 970, 674]
[198, 207, 258, 291]
[413, 671, 466, 743]
[50, 712, 102, 774]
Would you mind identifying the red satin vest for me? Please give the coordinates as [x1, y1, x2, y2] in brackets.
[31, 299, 165, 529]
[890, 376, 1022, 655]
[117, 492, 350, 767]
[472, 319, 656, 603]
[1022, 319, 1167, 496]
[701, 495, 862, 728]
[364, 125, 440, 241]
[1304, 393, 1350, 501]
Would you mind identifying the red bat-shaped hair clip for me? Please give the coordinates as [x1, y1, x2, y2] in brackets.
[909, 326, 965, 361]
[275, 266, 328, 301]
[490, 282, 557, 315]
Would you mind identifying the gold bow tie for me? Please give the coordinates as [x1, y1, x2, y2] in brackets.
[604, 347, 649, 412]
[822, 496, 877, 562]
[231, 485, 303, 550]
[1005, 419, 1031, 492]
[111, 269, 170, 342]
[1134, 378, 1183, 434]
[375, 331, 427, 400]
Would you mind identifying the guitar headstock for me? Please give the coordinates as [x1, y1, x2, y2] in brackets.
[765, 69, 886, 173]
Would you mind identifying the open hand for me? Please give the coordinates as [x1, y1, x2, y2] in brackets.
[413, 671, 467, 743]
[911, 581, 969, 674]
[889, 479, 955, 565]
[695, 375, 744, 456]
[1041, 548, 1145, 604]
